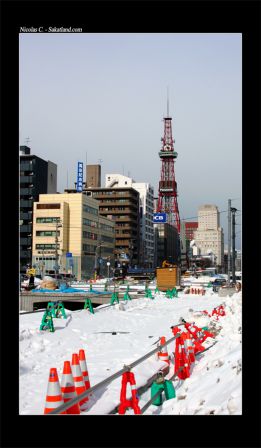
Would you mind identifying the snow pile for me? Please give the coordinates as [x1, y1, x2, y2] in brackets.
[19, 290, 242, 415]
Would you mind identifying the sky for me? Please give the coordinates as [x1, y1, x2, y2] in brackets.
[19, 33, 242, 249]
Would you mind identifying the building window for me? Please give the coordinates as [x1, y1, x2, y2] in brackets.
[83, 231, 98, 240]
[36, 231, 59, 237]
[37, 203, 61, 209]
[36, 217, 60, 223]
[83, 218, 98, 228]
[83, 204, 98, 215]
[82, 244, 95, 253]
[36, 244, 59, 249]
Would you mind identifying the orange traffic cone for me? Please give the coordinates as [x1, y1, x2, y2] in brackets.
[79, 349, 91, 397]
[44, 368, 67, 414]
[158, 336, 170, 365]
[61, 361, 81, 414]
[71, 353, 87, 406]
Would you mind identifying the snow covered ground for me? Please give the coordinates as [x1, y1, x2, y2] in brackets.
[19, 289, 242, 415]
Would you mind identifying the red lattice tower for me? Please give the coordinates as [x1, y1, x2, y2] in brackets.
[157, 110, 180, 233]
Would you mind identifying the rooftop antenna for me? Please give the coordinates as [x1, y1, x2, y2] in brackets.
[25, 137, 31, 146]
[67, 169, 69, 189]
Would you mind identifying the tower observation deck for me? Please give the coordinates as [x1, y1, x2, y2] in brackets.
[157, 107, 180, 233]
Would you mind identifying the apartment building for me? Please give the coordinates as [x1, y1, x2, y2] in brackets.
[104, 174, 154, 267]
[20, 146, 57, 273]
[32, 192, 115, 280]
[86, 179, 140, 266]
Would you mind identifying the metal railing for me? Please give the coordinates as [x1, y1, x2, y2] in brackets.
[46, 324, 185, 415]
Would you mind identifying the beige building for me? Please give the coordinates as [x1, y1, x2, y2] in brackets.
[194, 204, 224, 268]
[32, 192, 115, 280]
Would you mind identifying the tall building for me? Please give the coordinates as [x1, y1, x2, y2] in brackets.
[154, 195, 180, 268]
[32, 192, 115, 280]
[105, 174, 154, 267]
[20, 146, 57, 273]
[154, 223, 180, 268]
[86, 179, 140, 267]
[194, 204, 224, 268]
[86, 164, 101, 188]
[185, 222, 198, 242]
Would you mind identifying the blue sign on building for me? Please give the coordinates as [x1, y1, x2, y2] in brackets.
[66, 252, 72, 258]
[77, 162, 83, 192]
[153, 213, 167, 223]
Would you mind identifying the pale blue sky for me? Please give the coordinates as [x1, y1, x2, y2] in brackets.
[19, 33, 242, 248]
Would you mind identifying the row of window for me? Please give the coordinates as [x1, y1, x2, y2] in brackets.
[83, 231, 98, 240]
[82, 244, 95, 254]
[36, 231, 60, 237]
[37, 203, 61, 209]
[83, 218, 98, 228]
[83, 204, 98, 215]
[93, 190, 137, 197]
[36, 244, 59, 249]
[99, 222, 115, 232]
[36, 217, 60, 223]
[102, 235, 114, 243]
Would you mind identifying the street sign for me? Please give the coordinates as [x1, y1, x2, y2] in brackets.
[66, 252, 73, 257]
[153, 213, 167, 223]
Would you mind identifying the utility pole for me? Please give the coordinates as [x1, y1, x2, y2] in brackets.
[231, 207, 237, 284]
[55, 220, 62, 279]
[227, 199, 231, 285]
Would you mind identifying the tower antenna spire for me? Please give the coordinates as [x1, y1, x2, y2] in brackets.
[167, 86, 169, 118]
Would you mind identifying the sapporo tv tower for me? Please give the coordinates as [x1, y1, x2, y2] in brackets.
[157, 96, 181, 233]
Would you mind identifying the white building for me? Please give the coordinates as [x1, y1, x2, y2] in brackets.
[105, 174, 154, 267]
[194, 204, 224, 268]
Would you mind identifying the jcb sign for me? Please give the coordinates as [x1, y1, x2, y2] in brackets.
[153, 213, 167, 223]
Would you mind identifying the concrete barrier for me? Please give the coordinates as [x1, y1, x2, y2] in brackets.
[19, 292, 113, 312]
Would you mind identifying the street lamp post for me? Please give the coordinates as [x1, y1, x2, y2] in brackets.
[107, 260, 111, 285]
[94, 242, 103, 280]
[54, 220, 62, 279]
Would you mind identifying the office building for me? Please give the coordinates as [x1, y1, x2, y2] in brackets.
[32, 192, 115, 280]
[194, 204, 224, 268]
[154, 223, 180, 267]
[20, 146, 57, 273]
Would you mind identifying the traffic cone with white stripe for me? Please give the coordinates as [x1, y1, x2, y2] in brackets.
[79, 349, 91, 398]
[71, 353, 87, 406]
[61, 361, 81, 414]
[183, 332, 195, 363]
[158, 336, 170, 366]
[44, 368, 67, 414]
